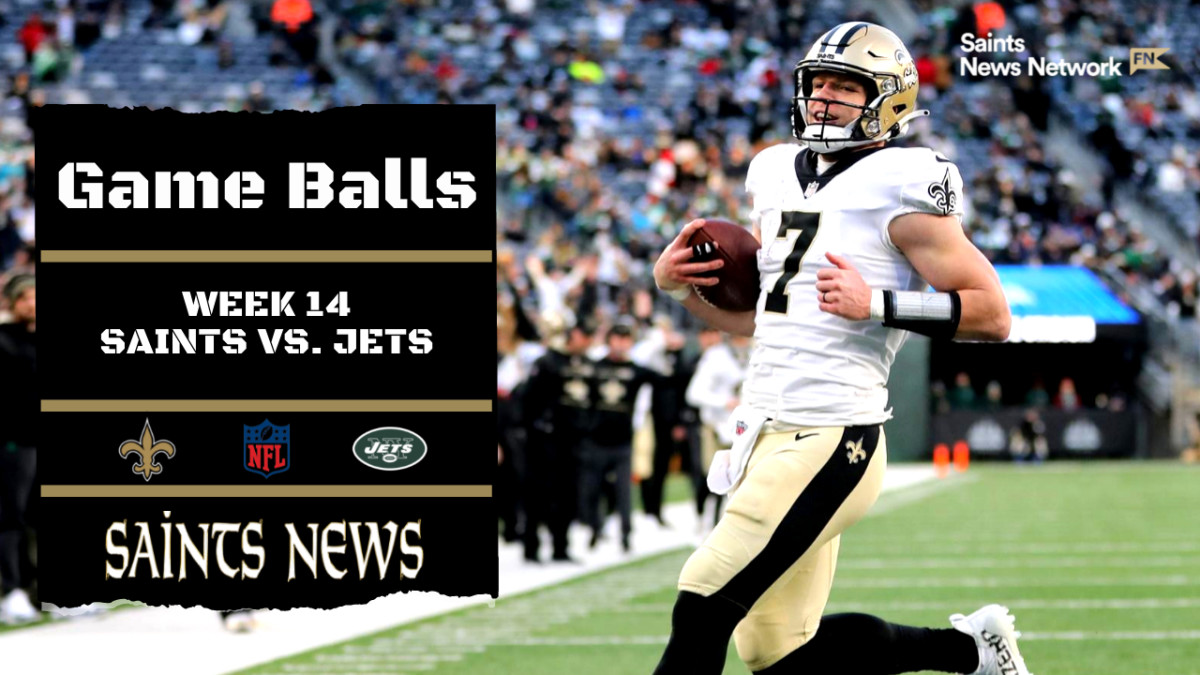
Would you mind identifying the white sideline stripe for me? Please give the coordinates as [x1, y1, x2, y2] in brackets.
[619, 597, 1200, 612]
[280, 662, 432, 667]
[1024, 462, 1191, 474]
[861, 531, 1200, 543]
[848, 541, 1200, 555]
[868, 474, 976, 516]
[481, 631, 1200, 646]
[837, 555, 1200, 570]
[1022, 631, 1200, 641]
[836, 575, 1200, 588]
[500, 635, 670, 646]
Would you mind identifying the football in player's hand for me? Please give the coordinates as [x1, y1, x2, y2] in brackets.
[686, 219, 761, 312]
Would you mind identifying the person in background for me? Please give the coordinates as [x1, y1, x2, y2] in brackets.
[685, 326, 749, 532]
[983, 380, 1003, 411]
[930, 380, 951, 415]
[948, 371, 977, 410]
[521, 313, 595, 563]
[578, 324, 656, 553]
[636, 316, 696, 528]
[1010, 409, 1049, 463]
[1055, 377, 1080, 411]
[1025, 376, 1051, 408]
[0, 274, 37, 625]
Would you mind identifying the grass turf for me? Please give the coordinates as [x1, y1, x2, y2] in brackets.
[239, 462, 1200, 675]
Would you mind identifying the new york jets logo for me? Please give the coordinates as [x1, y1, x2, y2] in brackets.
[352, 427, 427, 471]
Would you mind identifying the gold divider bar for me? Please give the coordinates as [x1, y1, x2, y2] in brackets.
[40, 250, 493, 263]
[42, 400, 492, 413]
[42, 485, 492, 498]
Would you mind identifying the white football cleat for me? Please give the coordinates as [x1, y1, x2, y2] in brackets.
[950, 604, 1033, 675]
[0, 589, 39, 625]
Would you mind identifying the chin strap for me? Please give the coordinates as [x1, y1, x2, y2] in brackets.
[802, 108, 931, 154]
[891, 109, 931, 139]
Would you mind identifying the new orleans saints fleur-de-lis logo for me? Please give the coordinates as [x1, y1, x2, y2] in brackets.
[119, 419, 177, 481]
[926, 169, 958, 216]
[600, 378, 627, 405]
[564, 379, 589, 403]
[845, 438, 867, 464]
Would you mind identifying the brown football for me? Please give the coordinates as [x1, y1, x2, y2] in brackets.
[685, 219, 761, 312]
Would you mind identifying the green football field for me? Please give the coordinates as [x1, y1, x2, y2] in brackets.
[239, 462, 1200, 675]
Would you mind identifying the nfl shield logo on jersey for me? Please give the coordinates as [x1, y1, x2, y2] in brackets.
[736, 421, 747, 436]
[244, 420, 290, 478]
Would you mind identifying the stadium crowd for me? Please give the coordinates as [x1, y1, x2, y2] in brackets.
[2, 0, 1199, 605]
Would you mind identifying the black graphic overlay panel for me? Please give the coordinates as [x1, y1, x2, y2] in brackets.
[36, 106, 497, 609]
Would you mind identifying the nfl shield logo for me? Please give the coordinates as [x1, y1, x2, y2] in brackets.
[244, 420, 290, 478]
[736, 421, 747, 436]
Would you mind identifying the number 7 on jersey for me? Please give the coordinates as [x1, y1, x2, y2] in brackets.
[764, 211, 822, 314]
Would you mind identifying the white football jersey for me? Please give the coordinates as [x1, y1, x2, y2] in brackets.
[742, 142, 965, 426]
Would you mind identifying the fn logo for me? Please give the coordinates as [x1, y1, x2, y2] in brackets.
[1130, 48, 1169, 73]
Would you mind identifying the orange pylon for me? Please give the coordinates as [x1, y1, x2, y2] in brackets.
[933, 443, 950, 478]
[952, 440, 970, 472]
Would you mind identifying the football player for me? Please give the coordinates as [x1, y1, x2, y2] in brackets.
[651, 23, 1030, 675]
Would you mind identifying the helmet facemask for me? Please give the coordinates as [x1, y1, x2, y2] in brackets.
[791, 67, 889, 154]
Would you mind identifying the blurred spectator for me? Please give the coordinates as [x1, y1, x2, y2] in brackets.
[18, 12, 50, 62]
[520, 313, 595, 563]
[0, 274, 37, 625]
[596, 3, 628, 56]
[1025, 376, 1051, 408]
[271, 0, 313, 34]
[632, 316, 697, 529]
[685, 326, 749, 531]
[983, 380, 1004, 411]
[948, 372, 977, 410]
[1055, 377, 1081, 411]
[930, 380, 951, 415]
[578, 324, 656, 554]
[1009, 408, 1049, 463]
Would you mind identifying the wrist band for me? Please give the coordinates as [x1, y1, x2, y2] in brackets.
[665, 285, 692, 302]
[870, 289, 885, 320]
[880, 289, 962, 340]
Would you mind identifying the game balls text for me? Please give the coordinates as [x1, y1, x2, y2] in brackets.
[105, 513, 425, 581]
[58, 158, 476, 209]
